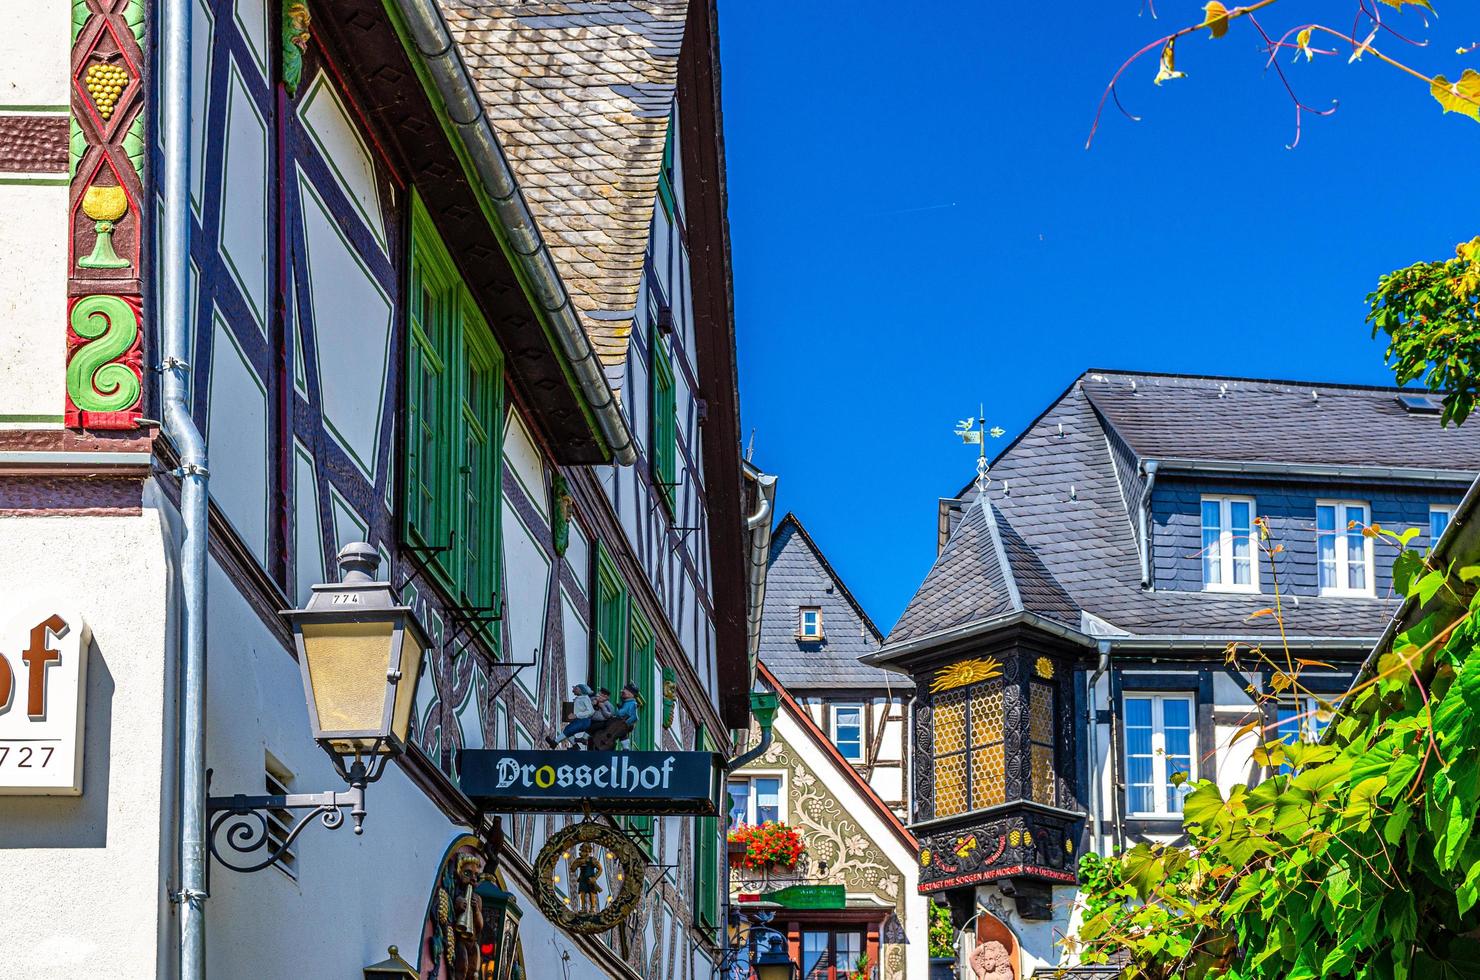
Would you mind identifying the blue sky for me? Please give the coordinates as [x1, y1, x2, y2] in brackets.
[720, 1, 1479, 632]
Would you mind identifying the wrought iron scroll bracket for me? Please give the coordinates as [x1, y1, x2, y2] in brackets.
[205, 750, 388, 874]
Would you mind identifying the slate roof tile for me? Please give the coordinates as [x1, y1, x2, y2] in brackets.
[884, 370, 1480, 649]
[761, 515, 912, 692]
[439, 0, 687, 398]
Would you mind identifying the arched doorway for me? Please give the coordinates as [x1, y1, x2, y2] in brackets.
[417, 834, 527, 980]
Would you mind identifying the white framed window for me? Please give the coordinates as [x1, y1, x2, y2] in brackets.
[1316, 501, 1373, 596]
[1275, 695, 1338, 774]
[726, 774, 783, 828]
[1123, 694, 1195, 817]
[832, 704, 863, 761]
[1431, 505, 1454, 546]
[798, 606, 823, 641]
[1200, 495, 1257, 592]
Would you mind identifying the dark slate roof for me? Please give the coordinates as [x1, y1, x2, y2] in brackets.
[1083, 371, 1480, 472]
[760, 515, 911, 691]
[439, 0, 687, 396]
[885, 370, 1480, 649]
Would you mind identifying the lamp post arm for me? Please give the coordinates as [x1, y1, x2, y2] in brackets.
[205, 782, 367, 874]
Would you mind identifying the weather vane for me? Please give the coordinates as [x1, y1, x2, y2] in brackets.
[954, 404, 1005, 493]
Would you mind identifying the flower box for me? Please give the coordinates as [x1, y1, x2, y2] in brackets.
[727, 822, 805, 872]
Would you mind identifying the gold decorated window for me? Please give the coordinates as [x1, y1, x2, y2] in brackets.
[931, 678, 1006, 817]
[1029, 681, 1056, 805]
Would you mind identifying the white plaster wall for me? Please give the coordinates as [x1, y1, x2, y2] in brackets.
[199, 553, 618, 980]
[774, 711, 929, 979]
[0, 182, 68, 423]
[0, 492, 174, 977]
[0, 0, 70, 106]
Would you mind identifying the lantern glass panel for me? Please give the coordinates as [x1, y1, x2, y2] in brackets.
[301, 619, 395, 738]
[391, 621, 424, 745]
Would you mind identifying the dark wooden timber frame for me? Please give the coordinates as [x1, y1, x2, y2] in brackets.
[309, 1, 607, 463]
[677, 0, 749, 728]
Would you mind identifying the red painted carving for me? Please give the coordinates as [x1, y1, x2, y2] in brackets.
[68, 0, 147, 431]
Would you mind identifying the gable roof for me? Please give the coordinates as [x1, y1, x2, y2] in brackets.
[1082, 369, 1480, 473]
[761, 514, 910, 691]
[884, 370, 1480, 652]
[757, 662, 917, 852]
[438, 0, 687, 394]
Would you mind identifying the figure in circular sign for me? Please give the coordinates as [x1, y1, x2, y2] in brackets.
[571, 843, 603, 913]
[535, 820, 646, 934]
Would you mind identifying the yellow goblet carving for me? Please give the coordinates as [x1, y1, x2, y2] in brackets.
[80, 184, 130, 269]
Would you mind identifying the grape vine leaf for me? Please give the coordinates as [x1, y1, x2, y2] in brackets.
[1430, 69, 1480, 123]
[1202, 1, 1232, 38]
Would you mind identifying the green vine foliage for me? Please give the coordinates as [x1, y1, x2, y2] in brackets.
[1369, 238, 1480, 426]
[929, 900, 956, 959]
[1068, 524, 1480, 979]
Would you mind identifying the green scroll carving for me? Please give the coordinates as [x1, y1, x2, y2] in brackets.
[67, 295, 140, 413]
[282, 1, 311, 96]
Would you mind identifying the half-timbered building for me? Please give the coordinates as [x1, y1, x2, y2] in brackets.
[760, 513, 912, 817]
[866, 370, 1480, 977]
[0, 1, 768, 978]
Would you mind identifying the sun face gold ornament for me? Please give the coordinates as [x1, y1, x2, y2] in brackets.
[80, 184, 131, 270]
[930, 656, 1004, 694]
[534, 820, 646, 934]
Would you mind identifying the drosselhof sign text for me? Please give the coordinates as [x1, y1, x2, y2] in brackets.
[457, 749, 720, 816]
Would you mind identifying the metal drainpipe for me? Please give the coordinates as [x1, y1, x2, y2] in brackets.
[1086, 643, 1111, 856]
[1139, 460, 1159, 589]
[161, 0, 210, 972]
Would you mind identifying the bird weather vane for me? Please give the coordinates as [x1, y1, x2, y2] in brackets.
[955, 405, 1005, 493]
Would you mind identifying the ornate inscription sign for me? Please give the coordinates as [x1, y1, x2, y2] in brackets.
[534, 820, 646, 935]
[0, 607, 91, 795]
[458, 749, 720, 815]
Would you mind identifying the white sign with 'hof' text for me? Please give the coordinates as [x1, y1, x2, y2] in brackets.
[0, 605, 90, 795]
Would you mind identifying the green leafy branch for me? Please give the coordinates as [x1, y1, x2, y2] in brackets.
[1066, 518, 1480, 979]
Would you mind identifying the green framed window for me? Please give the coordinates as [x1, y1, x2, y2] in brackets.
[650, 332, 677, 512]
[404, 194, 505, 621]
[657, 118, 676, 217]
[693, 724, 720, 934]
[594, 543, 627, 697]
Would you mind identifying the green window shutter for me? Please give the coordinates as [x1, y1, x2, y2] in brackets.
[459, 298, 504, 626]
[650, 335, 677, 512]
[406, 201, 455, 582]
[405, 193, 505, 630]
[657, 118, 676, 217]
[627, 608, 658, 839]
[627, 609, 656, 752]
[594, 542, 627, 697]
[693, 724, 720, 933]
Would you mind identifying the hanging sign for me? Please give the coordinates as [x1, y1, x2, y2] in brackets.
[458, 749, 720, 815]
[0, 607, 91, 795]
[533, 820, 647, 934]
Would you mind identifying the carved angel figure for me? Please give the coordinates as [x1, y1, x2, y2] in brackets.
[970, 940, 1014, 980]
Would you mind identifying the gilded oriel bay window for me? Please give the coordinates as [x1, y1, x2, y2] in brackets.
[920, 651, 1073, 822]
[931, 676, 1006, 818]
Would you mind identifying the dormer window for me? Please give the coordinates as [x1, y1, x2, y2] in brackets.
[1317, 501, 1373, 596]
[1201, 495, 1257, 592]
[798, 606, 823, 641]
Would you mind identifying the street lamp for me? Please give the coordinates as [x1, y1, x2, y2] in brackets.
[751, 931, 797, 980]
[206, 543, 429, 873]
[287, 541, 427, 768]
[363, 946, 418, 979]
[477, 880, 524, 980]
